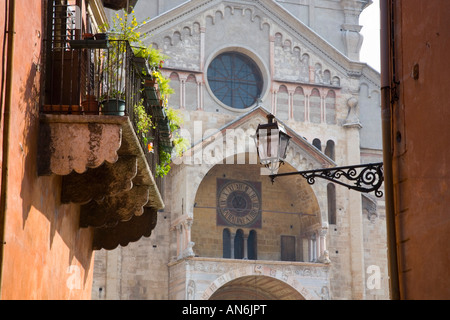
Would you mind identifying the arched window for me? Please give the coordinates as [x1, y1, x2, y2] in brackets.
[309, 233, 317, 262]
[185, 74, 198, 111]
[325, 140, 335, 161]
[325, 90, 336, 124]
[327, 183, 336, 225]
[310, 88, 321, 123]
[223, 228, 231, 258]
[332, 76, 340, 86]
[168, 72, 180, 109]
[323, 70, 331, 85]
[234, 229, 244, 259]
[276, 85, 289, 121]
[313, 138, 321, 151]
[314, 63, 323, 84]
[293, 86, 305, 122]
[248, 230, 257, 260]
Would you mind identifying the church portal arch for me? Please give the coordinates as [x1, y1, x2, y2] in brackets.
[191, 151, 324, 261]
[202, 265, 317, 300]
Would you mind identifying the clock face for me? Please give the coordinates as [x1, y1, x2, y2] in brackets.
[217, 179, 262, 228]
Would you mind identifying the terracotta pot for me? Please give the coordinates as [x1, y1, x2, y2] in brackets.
[81, 95, 99, 115]
[144, 78, 157, 87]
[43, 104, 82, 115]
[83, 33, 94, 40]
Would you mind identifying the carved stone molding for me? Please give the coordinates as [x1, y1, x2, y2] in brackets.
[61, 155, 138, 204]
[80, 185, 149, 228]
[38, 115, 123, 176]
[92, 207, 158, 250]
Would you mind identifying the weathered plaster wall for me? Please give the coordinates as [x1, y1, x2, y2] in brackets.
[0, 0, 94, 299]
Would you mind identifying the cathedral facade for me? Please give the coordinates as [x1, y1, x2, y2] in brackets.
[92, 0, 388, 300]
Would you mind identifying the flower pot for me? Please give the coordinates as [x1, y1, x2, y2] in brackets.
[83, 33, 94, 40]
[81, 95, 99, 115]
[101, 99, 126, 116]
[95, 33, 108, 40]
[43, 104, 82, 115]
[144, 78, 157, 87]
[132, 56, 149, 75]
[144, 86, 159, 106]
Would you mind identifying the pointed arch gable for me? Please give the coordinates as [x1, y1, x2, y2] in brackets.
[178, 106, 336, 171]
[172, 107, 336, 231]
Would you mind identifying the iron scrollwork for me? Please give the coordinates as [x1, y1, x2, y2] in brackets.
[270, 162, 384, 198]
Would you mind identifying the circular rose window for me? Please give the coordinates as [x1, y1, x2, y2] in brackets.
[207, 52, 263, 110]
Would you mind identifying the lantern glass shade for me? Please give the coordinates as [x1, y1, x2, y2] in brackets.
[256, 128, 278, 164]
[255, 115, 291, 174]
[278, 129, 290, 161]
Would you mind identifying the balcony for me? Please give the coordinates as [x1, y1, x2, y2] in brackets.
[38, 2, 170, 250]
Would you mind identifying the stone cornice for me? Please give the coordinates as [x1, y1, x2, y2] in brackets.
[168, 255, 330, 268]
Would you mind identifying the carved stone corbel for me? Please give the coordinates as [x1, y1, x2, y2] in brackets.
[61, 155, 138, 204]
[80, 185, 150, 228]
[92, 206, 158, 250]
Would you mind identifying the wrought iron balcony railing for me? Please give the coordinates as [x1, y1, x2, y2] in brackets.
[43, 2, 170, 186]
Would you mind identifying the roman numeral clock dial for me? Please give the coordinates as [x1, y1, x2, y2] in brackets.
[217, 179, 262, 228]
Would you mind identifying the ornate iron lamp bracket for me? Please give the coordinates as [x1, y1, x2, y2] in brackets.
[269, 162, 384, 198]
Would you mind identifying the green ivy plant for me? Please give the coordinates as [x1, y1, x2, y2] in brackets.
[133, 98, 153, 146]
[103, 8, 189, 178]
[155, 108, 189, 177]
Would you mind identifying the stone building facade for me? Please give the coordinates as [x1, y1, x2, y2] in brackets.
[92, 0, 388, 300]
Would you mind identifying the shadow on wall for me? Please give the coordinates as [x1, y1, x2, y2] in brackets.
[18, 48, 93, 286]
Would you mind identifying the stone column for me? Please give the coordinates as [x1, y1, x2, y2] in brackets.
[318, 223, 331, 264]
[179, 218, 195, 259]
[231, 232, 235, 259]
[244, 234, 249, 259]
[176, 224, 183, 259]
[199, 27, 206, 72]
[343, 96, 365, 299]
[305, 93, 310, 122]
[319, 224, 327, 255]
[181, 79, 186, 109]
[288, 90, 294, 120]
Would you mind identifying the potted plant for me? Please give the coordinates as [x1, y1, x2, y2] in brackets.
[81, 94, 99, 115]
[100, 88, 126, 116]
[97, 12, 138, 116]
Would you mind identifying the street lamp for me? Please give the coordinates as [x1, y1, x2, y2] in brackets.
[255, 114, 384, 198]
[255, 114, 291, 175]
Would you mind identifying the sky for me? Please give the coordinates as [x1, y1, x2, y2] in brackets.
[359, 0, 381, 72]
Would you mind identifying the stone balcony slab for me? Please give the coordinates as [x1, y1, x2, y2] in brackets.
[38, 114, 164, 250]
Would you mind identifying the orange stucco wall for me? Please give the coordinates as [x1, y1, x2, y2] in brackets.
[0, 0, 94, 299]
[391, 0, 450, 299]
